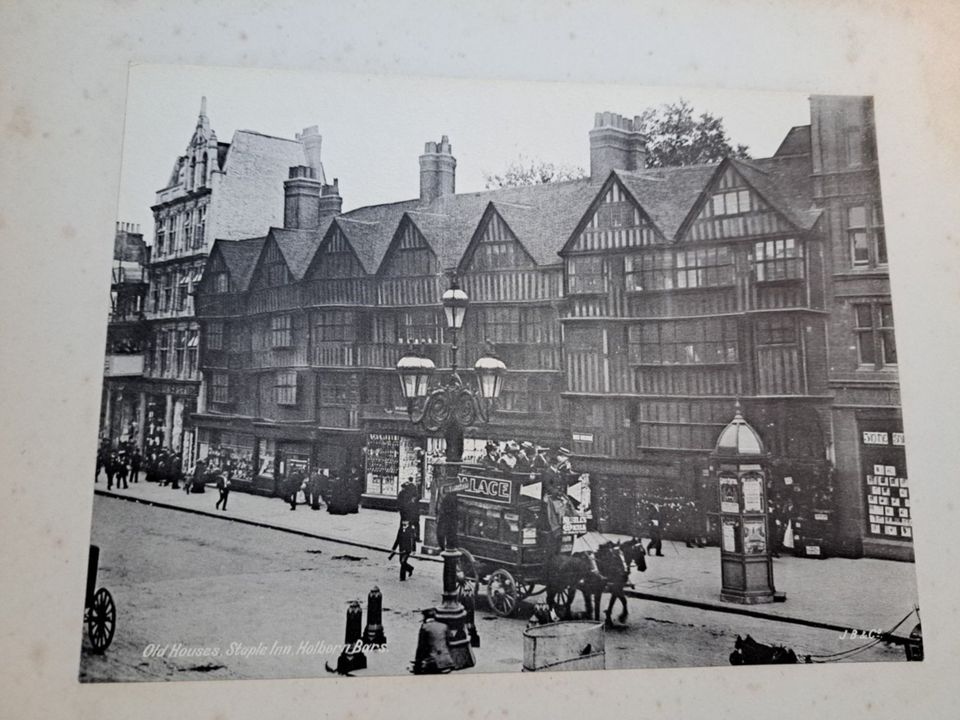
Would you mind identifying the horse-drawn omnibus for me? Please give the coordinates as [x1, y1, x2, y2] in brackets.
[442, 463, 589, 617]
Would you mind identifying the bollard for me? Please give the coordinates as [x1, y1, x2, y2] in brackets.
[330, 600, 367, 675]
[363, 586, 387, 646]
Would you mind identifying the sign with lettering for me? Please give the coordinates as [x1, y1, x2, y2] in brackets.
[860, 423, 910, 542]
[456, 471, 518, 505]
[562, 516, 588, 535]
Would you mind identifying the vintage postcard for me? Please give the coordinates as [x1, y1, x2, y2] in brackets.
[80, 65, 922, 682]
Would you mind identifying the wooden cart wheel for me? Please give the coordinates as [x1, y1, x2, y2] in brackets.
[486, 568, 520, 617]
[88, 587, 116, 653]
[515, 580, 535, 600]
[455, 549, 481, 601]
[554, 585, 573, 614]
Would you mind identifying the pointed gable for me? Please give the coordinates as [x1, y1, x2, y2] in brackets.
[248, 233, 293, 290]
[458, 205, 535, 273]
[199, 237, 266, 295]
[563, 174, 666, 255]
[305, 225, 367, 280]
[678, 160, 814, 243]
[377, 215, 439, 278]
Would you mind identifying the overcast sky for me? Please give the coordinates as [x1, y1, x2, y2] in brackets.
[117, 65, 812, 240]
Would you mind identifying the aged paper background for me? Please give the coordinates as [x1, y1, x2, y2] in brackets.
[1, 0, 959, 718]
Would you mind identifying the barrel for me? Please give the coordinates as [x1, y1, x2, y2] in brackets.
[522, 621, 605, 672]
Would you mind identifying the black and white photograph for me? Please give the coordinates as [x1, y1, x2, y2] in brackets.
[80, 66, 922, 681]
[4, 2, 960, 718]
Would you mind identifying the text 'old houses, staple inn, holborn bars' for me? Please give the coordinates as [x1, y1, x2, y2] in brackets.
[104, 95, 907, 562]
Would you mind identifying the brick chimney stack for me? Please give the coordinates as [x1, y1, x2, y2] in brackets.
[319, 178, 343, 219]
[284, 165, 322, 230]
[589, 112, 648, 178]
[419, 135, 456, 204]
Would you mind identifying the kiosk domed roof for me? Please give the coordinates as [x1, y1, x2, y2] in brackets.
[715, 404, 765, 457]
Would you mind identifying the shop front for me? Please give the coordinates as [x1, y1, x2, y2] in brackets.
[857, 417, 911, 561]
[195, 415, 362, 497]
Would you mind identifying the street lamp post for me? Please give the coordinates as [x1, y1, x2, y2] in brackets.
[395, 277, 506, 671]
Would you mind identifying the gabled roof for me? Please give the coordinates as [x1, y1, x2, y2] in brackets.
[268, 222, 332, 280]
[211, 236, 267, 291]
[615, 164, 720, 240]
[730, 156, 820, 231]
[341, 178, 600, 272]
[333, 209, 415, 274]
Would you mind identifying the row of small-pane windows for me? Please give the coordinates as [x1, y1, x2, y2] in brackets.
[711, 189, 752, 217]
[627, 319, 739, 365]
[313, 310, 357, 342]
[624, 247, 733, 291]
[753, 238, 805, 281]
[755, 316, 797, 345]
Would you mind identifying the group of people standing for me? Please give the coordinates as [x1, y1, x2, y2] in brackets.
[280, 465, 365, 514]
[95, 441, 142, 490]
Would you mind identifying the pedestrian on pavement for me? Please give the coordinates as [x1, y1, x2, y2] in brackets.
[389, 519, 417, 581]
[307, 468, 324, 510]
[285, 468, 305, 511]
[106, 450, 119, 490]
[398, 478, 421, 540]
[115, 451, 129, 489]
[188, 458, 207, 495]
[215, 467, 231, 511]
[170, 452, 183, 490]
[129, 448, 142, 483]
[158, 449, 171, 487]
[646, 504, 664, 556]
[95, 443, 107, 483]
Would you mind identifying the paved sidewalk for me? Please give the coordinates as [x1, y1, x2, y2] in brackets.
[93, 477, 921, 639]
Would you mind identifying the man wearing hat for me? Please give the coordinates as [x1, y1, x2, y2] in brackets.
[516, 441, 537, 472]
[532, 445, 550, 471]
[480, 441, 500, 470]
[498, 441, 520, 471]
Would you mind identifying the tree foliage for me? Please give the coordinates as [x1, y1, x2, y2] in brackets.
[483, 100, 750, 187]
[635, 99, 750, 168]
[483, 155, 586, 189]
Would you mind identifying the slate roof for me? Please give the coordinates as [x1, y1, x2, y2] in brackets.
[616, 164, 721, 241]
[269, 221, 332, 280]
[305, 147, 818, 273]
[731, 156, 821, 231]
[214, 236, 267, 291]
[774, 125, 812, 157]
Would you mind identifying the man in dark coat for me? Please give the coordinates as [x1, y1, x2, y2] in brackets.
[115, 450, 129, 489]
[170, 452, 183, 490]
[307, 468, 324, 510]
[285, 468, 305, 510]
[129, 448, 142, 483]
[397, 479, 421, 540]
[389, 519, 418, 580]
[105, 451, 117, 490]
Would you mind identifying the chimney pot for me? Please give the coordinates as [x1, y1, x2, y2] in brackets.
[590, 110, 649, 177]
[420, 136, 456, 204]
